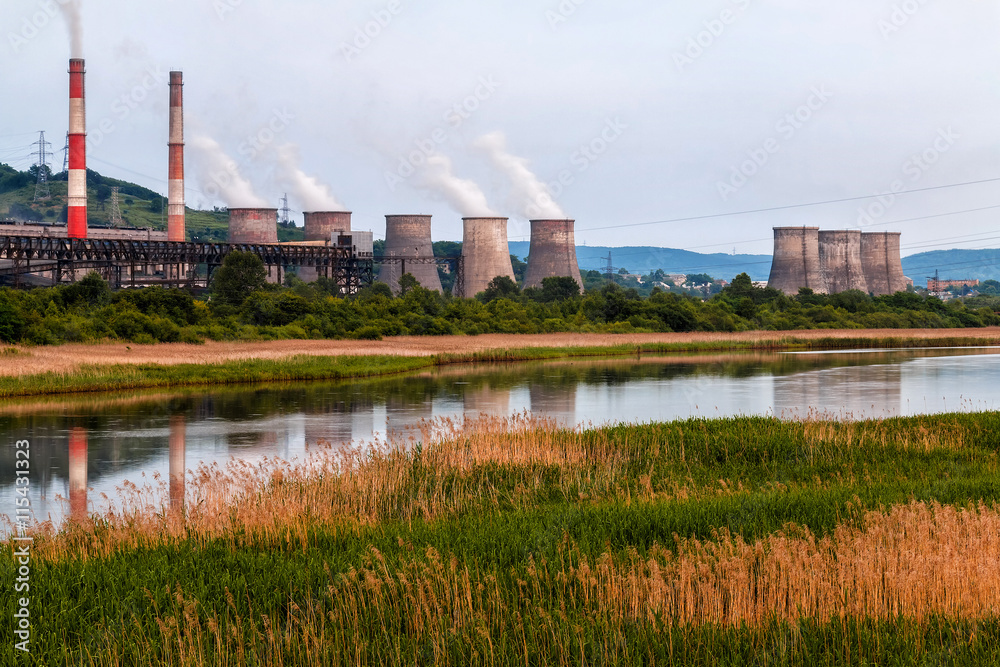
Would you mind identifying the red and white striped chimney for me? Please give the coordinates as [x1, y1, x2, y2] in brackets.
[168, 71, 185, 242]
[67, 58, 87, 239]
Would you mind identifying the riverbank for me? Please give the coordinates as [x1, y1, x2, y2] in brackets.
[5, 412, 1000, 665]
[2, 329, 1000, 398]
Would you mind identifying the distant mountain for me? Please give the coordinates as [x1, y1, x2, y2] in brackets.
[902, 250, 1000, 287]
[508, 242, 773, 282]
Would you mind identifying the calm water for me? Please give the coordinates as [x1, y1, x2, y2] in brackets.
[3, 347, 1000, 530]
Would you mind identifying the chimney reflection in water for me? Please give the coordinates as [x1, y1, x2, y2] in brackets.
[68, 427, 87, 521]
[169, 415, 186, 512]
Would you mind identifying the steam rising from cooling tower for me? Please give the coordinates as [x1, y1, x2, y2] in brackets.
[191, 135, 267, 208]
[58, 0, 84, 58]
[417, 154, 497, 217]
[276, 144, 346, 212]
[474, 131, 566, 219]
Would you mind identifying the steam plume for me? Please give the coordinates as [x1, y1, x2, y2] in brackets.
[417, 154, 498, 217]
[58, 0, 84, 58]
[190, 135, 268, 208]
[474, 131, 567, 219]
[275, 144, 346, 211]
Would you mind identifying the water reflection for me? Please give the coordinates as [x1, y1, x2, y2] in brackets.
[3, 347, 1000, 530]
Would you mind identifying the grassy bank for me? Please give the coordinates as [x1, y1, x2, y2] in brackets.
[4, 412, 1000, 664]
[3, 333, 1000, 399]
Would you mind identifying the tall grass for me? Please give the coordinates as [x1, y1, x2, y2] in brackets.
[5, 413, 1000, 665]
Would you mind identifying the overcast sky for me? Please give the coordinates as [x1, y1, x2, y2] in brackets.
[1, 0, 998, 259]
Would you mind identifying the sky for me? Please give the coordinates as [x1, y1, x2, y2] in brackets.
[1, 0, 998, 260]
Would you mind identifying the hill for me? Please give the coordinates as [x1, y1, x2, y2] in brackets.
[508, 242, 772, 282]
[0, 163, 303, 243]
[902, 250, 1000, 288]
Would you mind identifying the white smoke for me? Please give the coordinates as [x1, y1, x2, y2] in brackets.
[58, 0, 84, 58]
[190, 135, 268, 208]
[417, 154, 498, 217]
[275, 144, 346, 211]
[474, 131, 567, 220]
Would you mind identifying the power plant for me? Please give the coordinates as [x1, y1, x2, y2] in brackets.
[523, 219, 583, 291]
[768, 227, 907, 296]
[459, 217, 515, 298]
[378, 215, 443, 293]
[228, 208, 279, 245]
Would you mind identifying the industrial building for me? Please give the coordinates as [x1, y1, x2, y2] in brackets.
[768, 227, 909, 296]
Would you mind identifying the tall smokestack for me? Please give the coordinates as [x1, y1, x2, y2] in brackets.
[524, 219, 583, 291]
[460, 217, 515, 298]
[767, 227, 825, 295]
[67, 59, 87, 239]
[379, 215, 443, 293]
[168, 72, 185, 242]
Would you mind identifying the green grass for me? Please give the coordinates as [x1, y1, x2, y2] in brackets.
[3, 414, 1000, 664]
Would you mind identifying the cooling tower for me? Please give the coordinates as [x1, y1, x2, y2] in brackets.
[167, 72, 185, 242]
[523, 219, 584, 291]
[378, 215, 443, 293]
[67, 59, 88, 239]
[767, 227, 825, 295]
[460, 217, 515, 298]
[228, 208, 278, 244]
[819, 230, 866, 294]
[861, 232, 907, 296]
[304, 211, 352, 242]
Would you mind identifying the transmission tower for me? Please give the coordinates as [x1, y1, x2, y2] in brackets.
[109, 186, 123, 227]
[604, 252, 619, 284]
[279, 193, 291, 226]
[62, 132, 69, 173]
[32, 131, 52, 201]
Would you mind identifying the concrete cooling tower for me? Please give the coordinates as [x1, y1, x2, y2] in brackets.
[819, 230, 866, 294]
[861, 232, 907, 296]
[304, 211, 352, 242]
[767, 227, 825, 295]
[460, 217, 515, 298]
[378, 215, 443, 293]
[228, 208, 278, 244]
[523, 219, 583, 291]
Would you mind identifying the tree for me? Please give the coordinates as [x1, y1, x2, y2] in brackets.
[478, 275, 521, 302]
[539, 276, 581, 302]
[397, 273, 420, 296]
[61, 272, 112, 308]
[212, 251, 267, 306]
[686, 273, 714, 286]
[510, 255, 528, 283]
[148, 197, 164, 214]
[0, 291, 24, 343]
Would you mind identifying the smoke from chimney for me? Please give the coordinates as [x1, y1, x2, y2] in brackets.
[190, 135, 268, 208]
[275, 144, 345, 211]
[474, 131, 566, 219]
[417, 154, 497, 217]
[58, 0, 84, 58]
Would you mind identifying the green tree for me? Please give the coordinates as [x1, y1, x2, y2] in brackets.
[0, 291, 24, 342]
[510, 255, 528, 283]
[397, 273, 420, 296]
[479, 276, 521, 303]
[539, 276, 581, 302]
[212, 251, 267, 306]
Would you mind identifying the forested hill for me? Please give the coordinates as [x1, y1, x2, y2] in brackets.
[902, 250, 1000, 287]
[507, 242, 773, 282]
